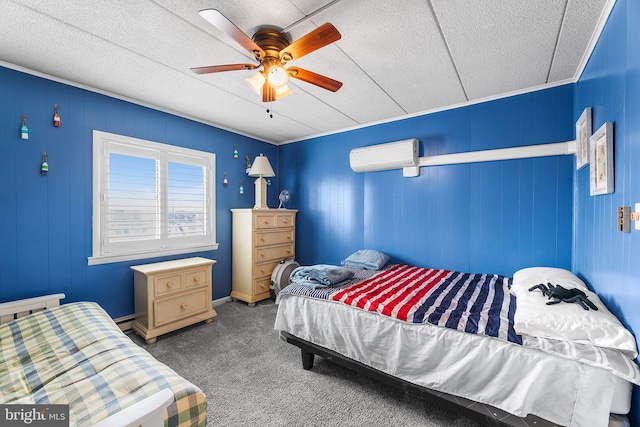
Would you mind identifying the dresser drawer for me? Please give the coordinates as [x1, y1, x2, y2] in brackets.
[255, 244, 293, 262]
[154, 289, 209, 328]
[185, 268, 208, 288]
[254, 260, 280, 280]
[254, 230, 294, 247]
[154, 274, 183, 297]
[276, 214, 295, 228]
[254, 213, 276, 229]
[253, 278, 272, 299]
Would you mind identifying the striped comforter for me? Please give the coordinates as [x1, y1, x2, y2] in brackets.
[0, 302, 206, 426]
[280, 264, 640, 386]
[282, 264, 522, 345]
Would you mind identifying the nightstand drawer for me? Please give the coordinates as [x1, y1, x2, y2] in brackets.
[254, 260, 280, 279]
[255, 230, 294, 247]
[154, 274, 183, 297]
[154, 289, 209, 327]
[185, 269, 208, 288]
[276, 214, 295, 227]
[255, 244, 293, 262]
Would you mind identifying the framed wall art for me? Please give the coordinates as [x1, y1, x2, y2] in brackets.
[589, 122, 614, 196]
[575, 107, 591, 170]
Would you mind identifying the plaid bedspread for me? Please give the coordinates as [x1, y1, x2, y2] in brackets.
[281, 264, 521, 345]
[0, 302, 206, 426]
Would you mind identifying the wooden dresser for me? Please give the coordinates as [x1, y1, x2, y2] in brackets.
[131, 257, 217, 344]
[231, 209, 297, 305]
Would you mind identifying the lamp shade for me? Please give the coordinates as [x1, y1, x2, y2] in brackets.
[248, 154, 275, 177]
[275, 85, 292, 99]
[245, 72, 266, 95]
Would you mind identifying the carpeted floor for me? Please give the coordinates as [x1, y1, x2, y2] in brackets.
[129, 299, 483, 427]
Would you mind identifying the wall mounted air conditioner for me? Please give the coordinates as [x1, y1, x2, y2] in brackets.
[349, 139, 419, 173]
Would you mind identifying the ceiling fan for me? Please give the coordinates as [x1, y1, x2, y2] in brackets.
[191, 9, 343, 103]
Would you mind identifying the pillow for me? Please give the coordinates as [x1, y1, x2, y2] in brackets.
[341, 249, 389, 270]
[510, 267, 638, 358]
[512, 267, 589, 292]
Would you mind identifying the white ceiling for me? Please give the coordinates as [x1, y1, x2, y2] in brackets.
[0, 0, 613, 144]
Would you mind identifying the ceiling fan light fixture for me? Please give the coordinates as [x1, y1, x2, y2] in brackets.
[267, 66, 288, 88]
[193, 10, 342, 102]
[245, 72, 265, 94]
[275, 85, 292, 99]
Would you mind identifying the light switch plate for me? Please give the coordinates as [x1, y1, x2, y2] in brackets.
[618, 206, 631, 232]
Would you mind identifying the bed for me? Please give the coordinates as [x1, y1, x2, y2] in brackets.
[274, 251, 640, 427]
[0, 294, 207, 426]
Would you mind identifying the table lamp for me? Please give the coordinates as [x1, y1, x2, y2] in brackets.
[248, 154, 275, 209]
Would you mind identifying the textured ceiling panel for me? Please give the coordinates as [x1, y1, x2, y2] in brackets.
[548, 0, 610, 82]
[0, 0, 615, 143]
[433, 0, 567, 100]
[317, 0, 468, 114]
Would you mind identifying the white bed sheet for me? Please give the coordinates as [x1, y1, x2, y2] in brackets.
[275, 293, 624, 427]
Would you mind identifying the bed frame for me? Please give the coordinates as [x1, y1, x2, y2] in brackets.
[0, 293, 66, 323]
[0, 294, 174, 427]
[281, 331, 558, 427]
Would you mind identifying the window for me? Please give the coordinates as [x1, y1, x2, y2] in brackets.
[90, 131, 217, 265]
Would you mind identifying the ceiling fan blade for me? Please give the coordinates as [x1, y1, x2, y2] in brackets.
[287, 67, 343, 92]
[262, 81, 276, 103]
[280, 23, 341, 62]
[199, 9, 265, 60]
[190, 64, 257, 74]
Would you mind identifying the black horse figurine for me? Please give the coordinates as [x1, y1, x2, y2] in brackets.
[528, 283, 598, 311]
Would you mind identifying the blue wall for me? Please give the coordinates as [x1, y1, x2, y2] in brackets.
[573, 0, 640, 423]
[0, 66, 275, 318]
[3, 1, 639, 419]
[280, 85, 575, 277]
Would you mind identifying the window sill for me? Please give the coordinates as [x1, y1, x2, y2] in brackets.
[87, 244, 219, 266]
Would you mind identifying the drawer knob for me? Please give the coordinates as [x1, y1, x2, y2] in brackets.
[283, 219, 288, 224]
[166, 282, 174, 288]
[260, 252, 265, 258]
[194, 276, 201, 283]
[260, 236, 266, 242]
[180, 303, 188, 310]
[264, 220, 269, 224]
[286, 249, 291, 254]
[286, 234, 291, 240]
[260, 283, 266, 289]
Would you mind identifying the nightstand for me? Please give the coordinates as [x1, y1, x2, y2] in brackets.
[131, 257, 217, 343]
